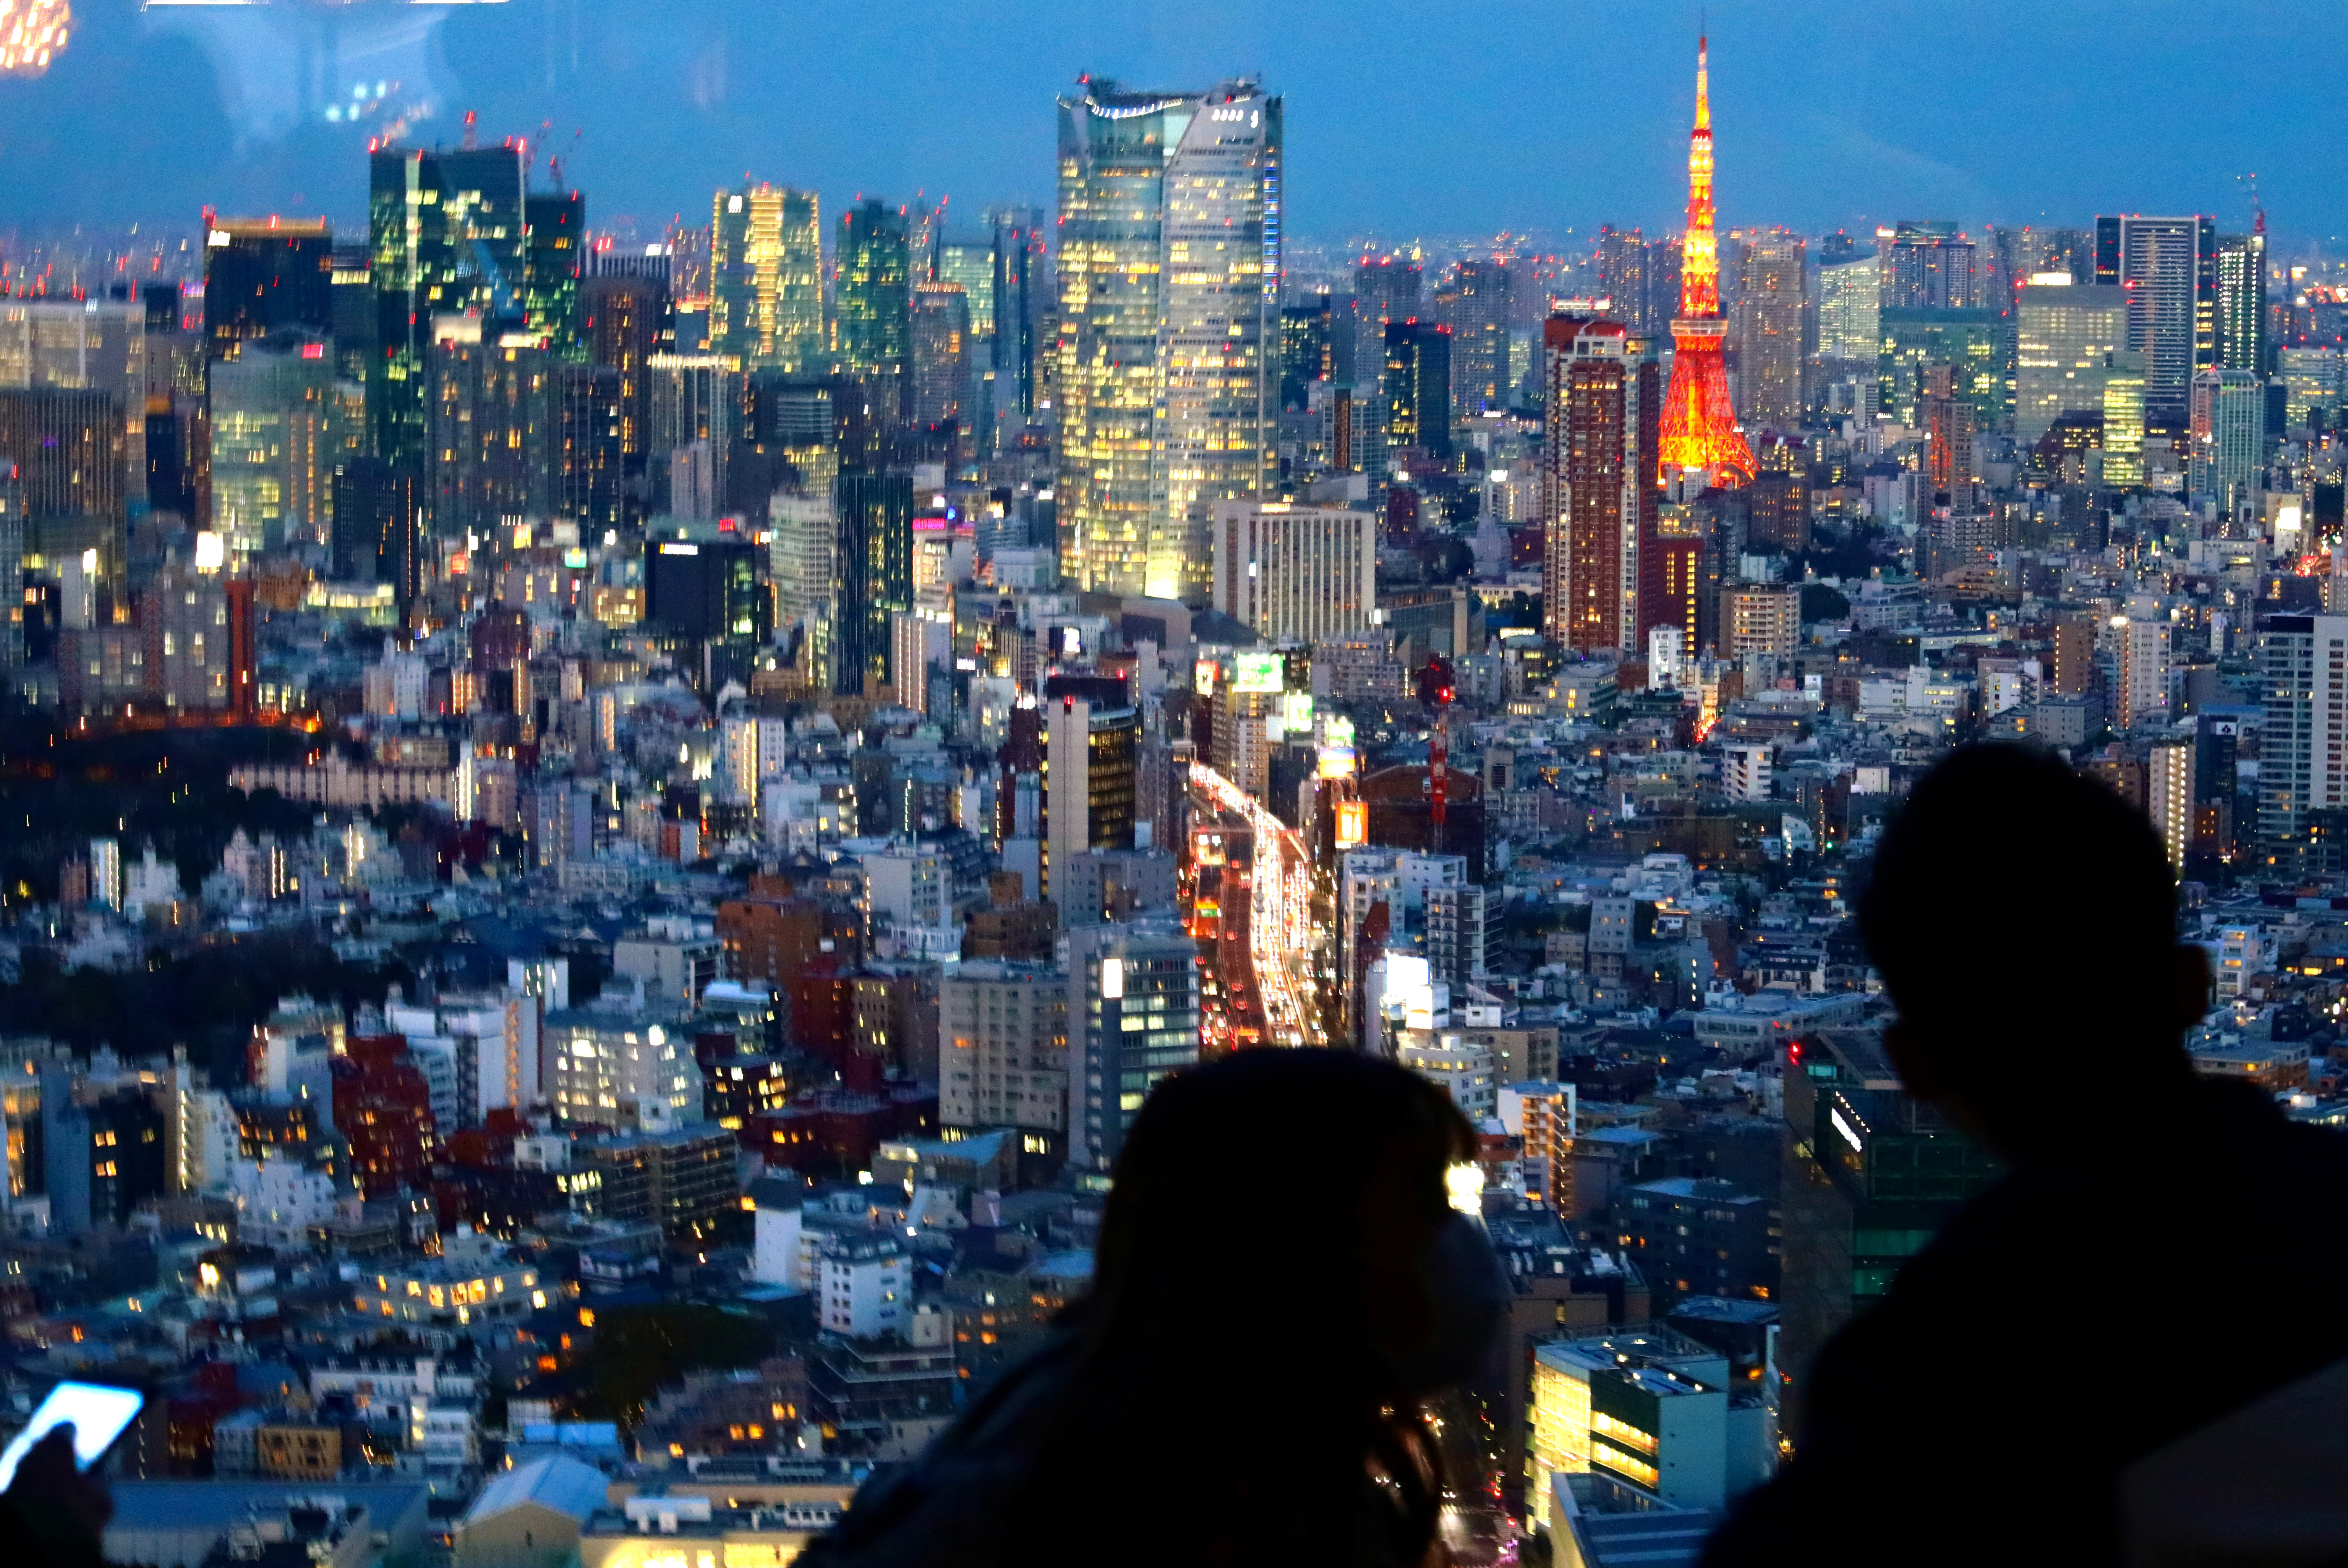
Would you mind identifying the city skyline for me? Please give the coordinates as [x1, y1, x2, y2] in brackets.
[0, 1, 2328, 245]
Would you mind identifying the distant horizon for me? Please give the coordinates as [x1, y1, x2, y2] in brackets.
[0, 0, 2334, 252]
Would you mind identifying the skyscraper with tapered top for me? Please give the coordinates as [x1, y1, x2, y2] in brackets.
[1658, 36, 1753, 487]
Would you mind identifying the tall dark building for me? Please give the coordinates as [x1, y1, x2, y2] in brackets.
[1382, 319, 1452, 462]
[331, 458, 422, 604]
[990, 210, 1042, 425]
[836, 200, 913, 422]
[646, 536, 768, 643]
[835, 469, 913, 695]
[1880, 220, 1979, 310]
[551, 363, 624, 535]
[370, 146, 529, 470]
[202, 217, 334, 361]
[427, 328, 548, 534]
[584, 268, 673, 474]
[329, 243, 375, 385]
[1281, 298, 1335, 413]
[525, 189, 587, 356]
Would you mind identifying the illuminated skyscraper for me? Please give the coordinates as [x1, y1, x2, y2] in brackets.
[2094, 214, 2217, 420]
[712, 184, 824, 373]
[201, 217, 333, 361]
[1057, 77, 1281, 601]
[835, 200, 912, 422]
[208, 338, 337, 559]
[1658, 37, 1753, 486]
[369, 146, 528, 471]
[2014, 281, 2127, 447]
[2214, 225, 2267, 375]
[1815, 254, 1881, 364]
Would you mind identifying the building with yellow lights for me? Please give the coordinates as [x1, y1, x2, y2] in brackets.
[1526, 1327, 1773, 1532]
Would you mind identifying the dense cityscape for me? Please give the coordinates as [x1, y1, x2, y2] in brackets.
[0, 14, 2339, 1567]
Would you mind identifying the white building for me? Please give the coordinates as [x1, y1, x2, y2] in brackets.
[391, 992, 545, 1129]
[1399, 1036, 1498, 1121]
[1209, 501, 1377, 646]
[1721, 744, 1773, 804]
[230, 1156, 345, 1249]
[818, 1230, 911, 1340]
[543, 1005, 702, 1132]
[939, 961, 1068, 1136]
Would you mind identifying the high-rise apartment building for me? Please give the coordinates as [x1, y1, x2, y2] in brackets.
[201, 217, 334, 360]
[2014, 280, 2128, 446]
[1444, 259, 1513, 416]
[2256, 615, 2348, 868]
[583, 266, 672, 475]
[2094, 214, 2217, 420]
[1053, 78, 1281, 602]
[1542, 319, 1658, 652]
[369, 146, 528, 471]
[1208, 500, 1376, 644]
[2149, 739, 2192, 872]
[712, 184, 824, 373]
[2188, 367, 2263, 514]
[1922, 364, 1975, 494]
[1879, 221, 1978, 310]
[1731, 230, 1806, 432]
[1596, 226, 1651, 334]
[1066, 921, 1199, 1177]
[2111, 612, 2172, 732]
[835, 199, 912, 421]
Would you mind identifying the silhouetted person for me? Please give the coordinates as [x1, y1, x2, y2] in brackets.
[798, 1049, 1505, 1568]
[1, 1425, 112, 1568]
[1704, 744, 2348, 1566]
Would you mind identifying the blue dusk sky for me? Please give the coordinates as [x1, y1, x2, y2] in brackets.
[0, 0, 2326, 249]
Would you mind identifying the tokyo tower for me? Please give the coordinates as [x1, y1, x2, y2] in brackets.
[1659, 35, 1755, 487]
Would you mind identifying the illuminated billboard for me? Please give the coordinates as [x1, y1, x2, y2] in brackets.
[1232, 651, 1285, 694]
[1335, 800, 1368, 846]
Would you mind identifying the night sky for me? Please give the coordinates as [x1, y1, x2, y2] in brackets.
[0, 0, 2322, 248]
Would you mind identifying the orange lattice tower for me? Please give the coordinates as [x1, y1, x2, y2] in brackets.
[1659, 35, 1755, 487]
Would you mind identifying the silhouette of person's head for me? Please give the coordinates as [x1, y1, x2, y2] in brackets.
[1018, 1048, 1492, 1566]
[1860, 743, 2209, 1159]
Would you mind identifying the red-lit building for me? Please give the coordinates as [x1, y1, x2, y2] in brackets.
[333, 1034, 437, 1198]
